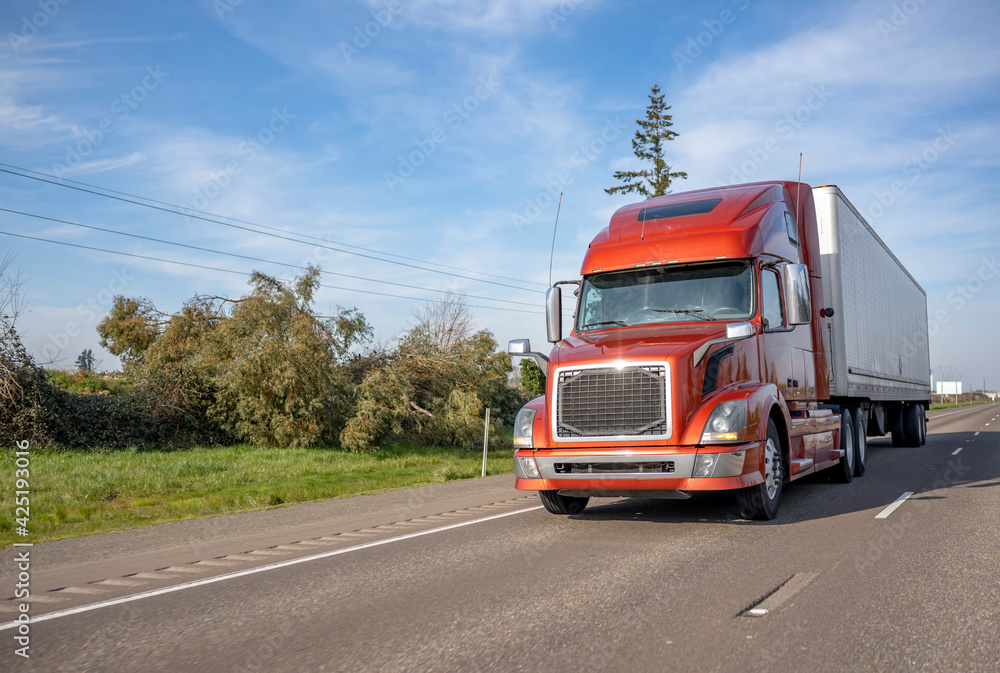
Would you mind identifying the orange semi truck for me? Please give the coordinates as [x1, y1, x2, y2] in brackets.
[508, 181, 931, 519]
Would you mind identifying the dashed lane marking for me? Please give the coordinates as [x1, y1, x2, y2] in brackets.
[876, 492, 914, 519]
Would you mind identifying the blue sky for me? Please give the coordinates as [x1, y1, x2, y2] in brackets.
[1, 0, 998, 391]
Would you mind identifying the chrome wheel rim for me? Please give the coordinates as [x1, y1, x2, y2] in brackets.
[764, 437, 780, 500]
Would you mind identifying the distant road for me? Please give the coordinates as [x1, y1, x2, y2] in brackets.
[3, 402, 998, 672]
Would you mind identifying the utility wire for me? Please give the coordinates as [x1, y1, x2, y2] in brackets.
[0, 229, 545, 315]
[0, 161, 549, 289]
[0, 165, 544, 293]
[0, 207, 539, 309]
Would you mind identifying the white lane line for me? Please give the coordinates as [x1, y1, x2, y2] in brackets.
[975, 431, 980, 436]
[952, 447, 964, 456]
[0, 505, 543, 631]
[928, 407, 990, 420]
[876, 492, 914, 519]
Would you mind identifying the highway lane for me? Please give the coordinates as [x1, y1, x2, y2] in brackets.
[2, 402, 997, 672]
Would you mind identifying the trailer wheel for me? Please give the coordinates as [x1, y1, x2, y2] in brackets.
[890, 406, 906, 447]
[853, 407, 868, 477]
[904, 404, 923, 448]
[538, 490, 589, 515]
[834, 408, 855, 483]
[736, 419, 783, 520]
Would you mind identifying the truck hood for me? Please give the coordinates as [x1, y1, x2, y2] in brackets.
[551, 323, 735, 369]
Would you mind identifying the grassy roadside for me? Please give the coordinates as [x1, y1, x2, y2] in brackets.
[929, 400, 993, 410]
[1, 442, 514, 547]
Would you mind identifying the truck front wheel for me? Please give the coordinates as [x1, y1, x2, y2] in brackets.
[736, 418, 783, 520]
[539, 490, 589, 515]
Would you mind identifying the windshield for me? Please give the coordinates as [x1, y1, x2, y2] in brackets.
[576, 261, 754, 331]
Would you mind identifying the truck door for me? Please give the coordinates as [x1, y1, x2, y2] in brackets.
[759, 266, 794, 402]
[760, 265, 813, 471]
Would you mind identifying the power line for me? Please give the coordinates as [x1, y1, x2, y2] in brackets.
[0, 207, 540, 309]
[0, 229, 546, 315]
[0, 161, 549, 289]
[0, 165, 545, 293]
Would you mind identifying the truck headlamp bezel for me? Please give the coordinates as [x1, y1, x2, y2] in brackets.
[700, 399, 749, 444]
[513, 408, 536, 448]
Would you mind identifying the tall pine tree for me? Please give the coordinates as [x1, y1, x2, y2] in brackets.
[605, 84, 687, 199]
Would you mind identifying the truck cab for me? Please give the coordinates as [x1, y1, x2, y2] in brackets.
[509, 181, 850, 519]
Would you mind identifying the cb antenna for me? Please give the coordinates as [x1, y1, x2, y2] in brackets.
[548, 192, 563, 287]
[794, 153, 803, 223]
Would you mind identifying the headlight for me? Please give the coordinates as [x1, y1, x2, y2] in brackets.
[700, 399, 748, 444]
[513, 408, 536, 448]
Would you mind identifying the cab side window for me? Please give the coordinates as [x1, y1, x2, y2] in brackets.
[761, 268, 785, 330]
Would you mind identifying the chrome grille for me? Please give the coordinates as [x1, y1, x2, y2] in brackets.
[556, 364, 668, 439]
[553, 461, 675, 474]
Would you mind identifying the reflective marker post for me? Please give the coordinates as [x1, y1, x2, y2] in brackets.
[481, 408, 490, 478]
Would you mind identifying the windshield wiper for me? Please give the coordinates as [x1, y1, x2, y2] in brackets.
[652, 308, 714, 321]
[581, 320, 626, 329]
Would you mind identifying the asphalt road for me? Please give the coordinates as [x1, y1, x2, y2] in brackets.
[3, 402, 998, 672]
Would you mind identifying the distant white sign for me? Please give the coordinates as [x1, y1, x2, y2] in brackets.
[936, 381, 962, 395]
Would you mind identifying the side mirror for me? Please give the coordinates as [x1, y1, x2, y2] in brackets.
[507, 339, 531, 355]
[507, 339, 549, 376]
[781, 263, 812, 325]
[546, 287, 562, 343]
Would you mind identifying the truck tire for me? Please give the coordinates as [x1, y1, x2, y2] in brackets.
[538, 490, 589, 515]
[853, 407, 868, 477]
[736, 418, 783, 520]
[890, 406, 906, 447]
[904, 403, 923, 448]
[834, 408, 855, 483]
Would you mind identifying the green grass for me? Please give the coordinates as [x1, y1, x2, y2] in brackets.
[0, 442, 514, 547]
[929, 399, 992, 410]
[46, 369, 133, 395]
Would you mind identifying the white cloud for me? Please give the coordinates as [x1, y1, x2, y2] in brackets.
[368, 0, 592, 33]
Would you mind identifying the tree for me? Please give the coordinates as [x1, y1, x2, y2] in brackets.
[75, 349, 96, 372]
[210, 268, 371, 447]
[97, 296, 164, 371]
[340, 293, 516, 452]
[605, 84, 687, 199]
[520, 359, 545, 398]
[97, 267, 372, 447]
